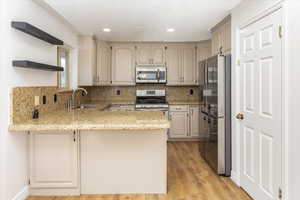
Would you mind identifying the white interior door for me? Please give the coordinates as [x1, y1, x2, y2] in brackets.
[239, 9, 282, 200]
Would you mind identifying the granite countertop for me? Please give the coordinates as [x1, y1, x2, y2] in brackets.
[168, 101, 204, 105]
[81, 101, 136, 110]
[84, 100, 204, 106]
[82, 100, 205, 110]
[9, 109, 170, 132]
[9, 100, 205, 132]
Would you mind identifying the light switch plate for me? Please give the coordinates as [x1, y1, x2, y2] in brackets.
[34, 96, 40, 106]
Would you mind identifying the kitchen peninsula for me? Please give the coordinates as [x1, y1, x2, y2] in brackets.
[10, 109, 169, 195]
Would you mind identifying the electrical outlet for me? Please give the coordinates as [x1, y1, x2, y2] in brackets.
[190, 89, 194, 95]
[54, 94, 57, 103]
[42, 95, 47, 104]
[34, 96, 40, 106]
[114, 88, 121, 95]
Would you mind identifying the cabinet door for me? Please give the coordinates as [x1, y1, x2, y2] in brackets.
[212, 31, 221, 55]
[166, 45, 181, 85]
[97, 43, 111, 85]
[112, 44, 135, 85]
[189, 105, 200, 137]
[182, 45, 196, 85]
[78, 36, 97, 86]
[29, 131, 78, 188]
[169, 111, 188, 138]
[197, 41, 212, 85]
[197, 41, 212, 62]
[151, 44, 165, 65]
[136, 44, 152, 65]
[223, 21, 231, 53]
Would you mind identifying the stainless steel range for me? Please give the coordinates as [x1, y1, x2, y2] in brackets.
[135, 90, 169, 118]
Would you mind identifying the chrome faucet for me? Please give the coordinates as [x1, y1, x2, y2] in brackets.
[70, 88, 88, 110]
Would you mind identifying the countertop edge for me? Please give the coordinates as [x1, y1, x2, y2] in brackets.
[9, 124, 171, 132]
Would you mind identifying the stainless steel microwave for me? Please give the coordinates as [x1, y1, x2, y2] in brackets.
[136, 66, 167, 84]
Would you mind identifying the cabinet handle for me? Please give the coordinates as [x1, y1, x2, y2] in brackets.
[73, 132, 76, 142]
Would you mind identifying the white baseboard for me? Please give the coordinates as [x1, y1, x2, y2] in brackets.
[230, 170, 240, 186]
[12, 186, 29, 200]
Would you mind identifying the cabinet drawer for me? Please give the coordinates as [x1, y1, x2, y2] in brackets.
[169, 105, 188, 112]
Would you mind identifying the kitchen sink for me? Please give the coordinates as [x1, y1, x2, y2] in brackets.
[77, 105, 97, 110]
[104, 105, 135, 111]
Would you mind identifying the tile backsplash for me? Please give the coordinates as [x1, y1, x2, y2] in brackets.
[11, 87, 84, 123]
[11, 85, 202, 123]
[83, 85, 202, 103]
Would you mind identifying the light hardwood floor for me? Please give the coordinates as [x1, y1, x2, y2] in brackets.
[27, 142, 252, 200]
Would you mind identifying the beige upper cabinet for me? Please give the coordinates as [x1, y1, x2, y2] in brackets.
[78, 36, 97, 86]
[197, 40, 212, 85]
[136, 44, 152, 65]
[111, 43, 135, 85]
[136, 43, 165, 65]
[96, 41, 111, 85]
[211, 15, 231, 55]
[181, 44, 196, 85]
[166, 45, 182, 85]
[166, 44, 196, 86]
[151, 44, 165, 64]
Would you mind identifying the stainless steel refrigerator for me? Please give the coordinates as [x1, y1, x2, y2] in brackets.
[199, 54, 231, 176]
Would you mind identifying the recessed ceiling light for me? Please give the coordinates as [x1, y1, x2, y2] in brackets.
[167, 28, 175, 32]
[103, 28, 111, 32]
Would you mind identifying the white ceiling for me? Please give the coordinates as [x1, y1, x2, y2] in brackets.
[43, 0, 242, 42]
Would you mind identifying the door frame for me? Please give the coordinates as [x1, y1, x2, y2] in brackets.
[232, 1, 288, 199]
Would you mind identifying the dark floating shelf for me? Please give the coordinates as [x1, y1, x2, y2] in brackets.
[13, 60, 64, 72]
[11, 21, 64, 45]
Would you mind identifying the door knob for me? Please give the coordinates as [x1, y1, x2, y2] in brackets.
[236, 113, 244, 120]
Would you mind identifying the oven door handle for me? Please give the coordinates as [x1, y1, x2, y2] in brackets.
[156, 69, 160, 81]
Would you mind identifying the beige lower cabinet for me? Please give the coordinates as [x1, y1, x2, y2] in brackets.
[169, 110, 189, 138]
[29, 131, 79, 195]
[189, 105, 200, 137]
[80, 130, 167, 194]
[169, 105, 203, 139]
